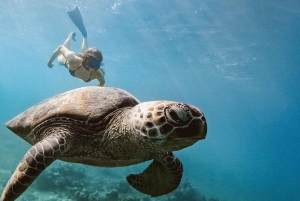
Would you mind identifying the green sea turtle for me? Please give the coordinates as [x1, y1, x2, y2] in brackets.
[1, 86, 207, 201]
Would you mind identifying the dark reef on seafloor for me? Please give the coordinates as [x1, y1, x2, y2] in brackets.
[31, 163, 220, 201]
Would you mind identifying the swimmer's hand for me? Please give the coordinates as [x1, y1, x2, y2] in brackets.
[47, 62, 54, 68]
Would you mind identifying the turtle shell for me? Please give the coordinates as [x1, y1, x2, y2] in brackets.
[6, 87, 140, 137]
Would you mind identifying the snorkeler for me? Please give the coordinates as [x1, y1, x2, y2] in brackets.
[47, 7, 105, 86]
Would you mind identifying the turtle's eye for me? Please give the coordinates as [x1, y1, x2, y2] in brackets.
[165, 104, 192, 125]
[169, 110, 181, 122]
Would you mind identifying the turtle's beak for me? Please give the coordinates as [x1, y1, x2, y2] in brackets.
[171, 113, 207, 140]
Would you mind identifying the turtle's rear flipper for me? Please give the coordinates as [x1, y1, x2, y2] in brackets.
[1, 137, 70, 201]
[67, 6, 87, 38]
[126, 152, 183, 197]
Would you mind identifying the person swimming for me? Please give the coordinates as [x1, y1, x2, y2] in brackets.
[47, 7, 105, 86]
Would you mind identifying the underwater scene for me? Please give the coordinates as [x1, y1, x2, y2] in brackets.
[0, 0, 299, 200]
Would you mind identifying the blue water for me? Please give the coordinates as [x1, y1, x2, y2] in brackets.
[0, 0, 299, 200]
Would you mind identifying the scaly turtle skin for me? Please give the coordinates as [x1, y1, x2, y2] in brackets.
[1, 86, 207, 201]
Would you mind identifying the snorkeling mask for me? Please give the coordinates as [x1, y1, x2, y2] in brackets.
[83, 48, 103, 69]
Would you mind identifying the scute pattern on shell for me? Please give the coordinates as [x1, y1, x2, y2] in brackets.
[6, 87, 140, 138]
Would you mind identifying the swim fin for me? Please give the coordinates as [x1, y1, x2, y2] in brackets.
[67, 6, 87, 38]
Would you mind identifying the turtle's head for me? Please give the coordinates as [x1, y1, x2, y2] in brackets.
[131, 101, 207, 151]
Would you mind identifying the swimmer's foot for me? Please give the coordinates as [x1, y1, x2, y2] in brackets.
[71, 32, 76, 41]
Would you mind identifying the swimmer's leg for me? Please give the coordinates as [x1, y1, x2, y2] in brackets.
[58, 33, 76, 64]
[81, 37, 88, 53]
[63, 32, 76, 48]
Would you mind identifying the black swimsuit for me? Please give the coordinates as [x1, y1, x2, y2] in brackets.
[64, 53, 103, 82]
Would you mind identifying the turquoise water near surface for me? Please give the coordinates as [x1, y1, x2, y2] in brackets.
[0, 1, 299, 200]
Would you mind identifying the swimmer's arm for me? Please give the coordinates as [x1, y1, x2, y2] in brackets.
[47, 46, 79, 68]
[95, 69, 105, 86]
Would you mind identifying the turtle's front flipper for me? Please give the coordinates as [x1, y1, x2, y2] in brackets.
[126, 152, 183, 197]
[1, 136, 71, 201]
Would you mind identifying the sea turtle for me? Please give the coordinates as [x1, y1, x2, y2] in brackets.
[1, 86, 207, 201]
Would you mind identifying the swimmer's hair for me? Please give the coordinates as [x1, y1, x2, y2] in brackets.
[85, 48, 103, 63]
